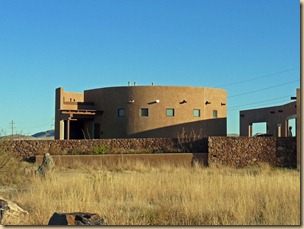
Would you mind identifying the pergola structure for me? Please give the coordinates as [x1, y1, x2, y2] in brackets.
[55, 88, 103, 140]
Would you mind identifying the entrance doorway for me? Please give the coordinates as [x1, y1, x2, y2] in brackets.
[287, 118, 296, 137]
[285, 114, 296, 137]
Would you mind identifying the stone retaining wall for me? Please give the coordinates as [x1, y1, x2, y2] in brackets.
[0, 138, 208, 159]
[1, 137, 296, 168]
[275, 137, 297, 168]
[208, 137, 296, 168]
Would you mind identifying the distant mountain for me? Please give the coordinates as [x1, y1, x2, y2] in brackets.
[31, 130, 54, 139]
[0, 134, 36, 140]
[0, 130, 54, 140]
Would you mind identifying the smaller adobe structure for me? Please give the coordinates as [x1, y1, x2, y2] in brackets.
[239, 88, 300, 138]
[55, 84, 227, 140]
[239, 88, 300, 169]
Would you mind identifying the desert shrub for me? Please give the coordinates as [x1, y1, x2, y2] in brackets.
[0, 141, 32, 187]
[177, 128, 205, 152]
[93, 145, 107, 155]
[65, 145, 108, 155]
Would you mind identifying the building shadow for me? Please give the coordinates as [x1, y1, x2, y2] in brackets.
[127, 118, 227, 139]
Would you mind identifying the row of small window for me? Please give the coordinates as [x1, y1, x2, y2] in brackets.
[118, 108, 218, 118]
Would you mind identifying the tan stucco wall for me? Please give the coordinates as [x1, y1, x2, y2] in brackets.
[58, 88, 84, 110]
[84, 86, 227, 138]
[54, 88, 84, 139]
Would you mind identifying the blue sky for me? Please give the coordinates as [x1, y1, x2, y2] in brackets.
[0, 0, 300, 136]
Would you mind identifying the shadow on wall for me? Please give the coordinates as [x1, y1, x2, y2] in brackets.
[127, 118, 227, 139]
[276, 137, 297, 168]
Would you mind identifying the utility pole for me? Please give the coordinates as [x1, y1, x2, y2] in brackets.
[9, 120, 15, 137]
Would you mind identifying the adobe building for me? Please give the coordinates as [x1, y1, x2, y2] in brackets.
[239, 88, 300, 169]
[239, 88, 300, 138]
[55, 84, 227, 140]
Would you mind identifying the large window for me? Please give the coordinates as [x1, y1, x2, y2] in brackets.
[193, 109, 200, 117]
[118, 108, 125, 117]
[166, 108, 174, 117]
[213, 110, 218, 118]
[141, 108, 149, 117]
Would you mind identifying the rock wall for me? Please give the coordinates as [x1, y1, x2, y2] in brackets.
[1, 137, 296, 168]
[0, 138, 208, 159]
[208, 137, 296, 168]
[275, 137, 297, 168]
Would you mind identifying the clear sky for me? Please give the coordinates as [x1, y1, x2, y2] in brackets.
[0, 0, 300, 136]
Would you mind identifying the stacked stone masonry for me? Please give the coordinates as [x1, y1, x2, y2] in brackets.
[208, 137, 296, 168]
[0, 137, 296, 168]
[0, 138, 208, 159]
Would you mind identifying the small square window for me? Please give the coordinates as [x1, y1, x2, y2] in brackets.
[213, 110, 218, 118]
[118, 108, 125, 117]
[141, 108, 149, 117]
[166, 108, 174, 117]
[193, 109, 200, 117]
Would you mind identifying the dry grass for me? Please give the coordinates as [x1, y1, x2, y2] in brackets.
[2, 159, 300, 226]
[0, 145, 33, 189]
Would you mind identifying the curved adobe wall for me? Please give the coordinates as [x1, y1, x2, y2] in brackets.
[84, 86, 227, 138]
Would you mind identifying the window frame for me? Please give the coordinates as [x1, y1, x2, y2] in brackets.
[118, 108, 125, 117]
[166, 108, 175, 117]
[193, 109, 200, 117]
[140, 108, 149, 117]
[213, 110, 218, 118]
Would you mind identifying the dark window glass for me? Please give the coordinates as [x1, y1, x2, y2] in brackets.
[141, 108, 149, 117]
[118, 108, 125, 117]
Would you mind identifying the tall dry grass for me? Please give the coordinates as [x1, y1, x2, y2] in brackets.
[5, 160, 300, 226]
[0, 143, 33, 189]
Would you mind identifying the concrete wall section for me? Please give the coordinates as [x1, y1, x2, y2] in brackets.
[35, 153, 209, 169]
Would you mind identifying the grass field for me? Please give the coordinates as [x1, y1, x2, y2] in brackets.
[0, 155, 300, 226]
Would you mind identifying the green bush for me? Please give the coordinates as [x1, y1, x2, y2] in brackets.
[93, 145, 107, 155]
